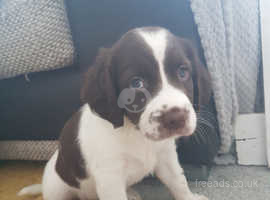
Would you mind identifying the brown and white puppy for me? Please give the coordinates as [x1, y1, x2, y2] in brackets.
[19, 27, 211, 200]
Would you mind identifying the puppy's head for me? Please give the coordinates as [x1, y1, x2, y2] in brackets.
[81, 27, 211, 140]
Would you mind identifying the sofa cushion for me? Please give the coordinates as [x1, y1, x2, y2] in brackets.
[0, 67, 81, 140]
[0, 0, 75, 79]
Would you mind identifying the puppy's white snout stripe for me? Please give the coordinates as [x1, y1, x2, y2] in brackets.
[17, 184, 42, 196]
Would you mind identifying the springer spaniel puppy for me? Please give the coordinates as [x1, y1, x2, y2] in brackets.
[19, 27, 211, 200]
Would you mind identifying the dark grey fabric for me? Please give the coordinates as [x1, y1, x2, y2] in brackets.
[0, 67, 81, 140]
[65, 0, 206, 71]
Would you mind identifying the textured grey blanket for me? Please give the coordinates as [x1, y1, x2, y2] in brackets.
[0, 0, 75, 79]
[190, 0, 261, 153]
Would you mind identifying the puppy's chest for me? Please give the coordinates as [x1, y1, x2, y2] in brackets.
[121, 141, 158, 185]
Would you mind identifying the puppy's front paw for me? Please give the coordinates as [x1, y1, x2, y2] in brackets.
[189, 194, 208, 200]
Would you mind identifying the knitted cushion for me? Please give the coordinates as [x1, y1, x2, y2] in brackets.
[0, 141, 58, 160]
[0, 0, 75, 80]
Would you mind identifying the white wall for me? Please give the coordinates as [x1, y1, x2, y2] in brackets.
[260, 0, 270, 167]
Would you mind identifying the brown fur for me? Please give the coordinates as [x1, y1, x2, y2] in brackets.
[81, 48, 124, 128]
[55, 109, 88, 188]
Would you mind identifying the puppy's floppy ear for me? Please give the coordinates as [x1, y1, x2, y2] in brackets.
[182, 39, 212, 108]
[81, 48, 124, 128]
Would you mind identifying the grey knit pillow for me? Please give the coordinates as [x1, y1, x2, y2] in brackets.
[0, 0, 75, 79]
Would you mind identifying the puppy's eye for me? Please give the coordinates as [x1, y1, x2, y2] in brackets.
[177, 65, 190, 81]
[130, 77, 144, 88]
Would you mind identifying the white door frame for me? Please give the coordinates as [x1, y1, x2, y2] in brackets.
[260, 0, 270, 167]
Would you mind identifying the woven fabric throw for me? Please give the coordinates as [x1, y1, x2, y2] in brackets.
[0, 140, 58, 160]
[190, 0, 261, 154]
[0, 0, 75, 80]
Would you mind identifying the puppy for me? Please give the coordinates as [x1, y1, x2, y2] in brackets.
[19, 27, 211, 200]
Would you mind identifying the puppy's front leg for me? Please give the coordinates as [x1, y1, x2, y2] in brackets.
[94, 171, 128, 200]
[155, 145, 208, 200]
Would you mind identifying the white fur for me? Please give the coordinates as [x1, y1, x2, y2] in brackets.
[137, 29, 168, 86]
[42, 151, 79, 200]
[19, 28, 207, 200]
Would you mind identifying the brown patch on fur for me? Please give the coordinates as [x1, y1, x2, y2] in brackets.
[111, 29, 161, 124]
[164, 34, 212, 107]
[81, 29, 162, 127]
[81, 48, 124, 128]
[55, 109, 88, 188]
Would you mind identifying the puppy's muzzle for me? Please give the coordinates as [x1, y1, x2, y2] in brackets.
[160, 107, 188, 131]
[158, 107, 188, 132]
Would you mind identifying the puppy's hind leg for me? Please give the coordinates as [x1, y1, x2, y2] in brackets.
[42, 153, 78, 200]
[42, 180, 77, 200]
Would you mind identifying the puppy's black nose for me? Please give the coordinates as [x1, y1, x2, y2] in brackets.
[161, 107, 188, 130]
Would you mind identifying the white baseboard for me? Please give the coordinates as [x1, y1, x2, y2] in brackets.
[235, 113, 267, 166]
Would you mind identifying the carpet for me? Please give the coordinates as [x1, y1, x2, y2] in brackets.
[135, 165, 270, 200]
[0, 161, 44, 200]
